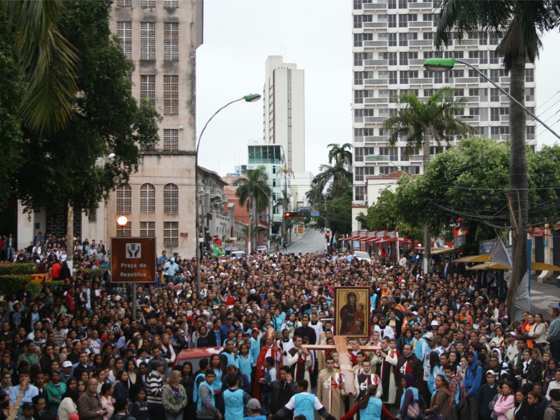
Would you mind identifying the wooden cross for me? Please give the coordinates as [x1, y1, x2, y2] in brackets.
[302, 335, 382, 395]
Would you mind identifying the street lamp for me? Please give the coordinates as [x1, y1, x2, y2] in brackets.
[116, 215, 128, 226]
[194, 93, 261, 296]
[423, 58, 560, 140]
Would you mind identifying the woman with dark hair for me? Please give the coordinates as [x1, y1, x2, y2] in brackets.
[113, 371, 130, 405]
[426, 352, 443, 396]
[57, 378, 80, 420]
[425, 375, 453, 419]
[180, 362, 196, 420]
[100, 382, 115, 420]
[515, 389, 546, 420]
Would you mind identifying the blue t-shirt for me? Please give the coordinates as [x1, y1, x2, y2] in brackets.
[223, 388, 245, 420]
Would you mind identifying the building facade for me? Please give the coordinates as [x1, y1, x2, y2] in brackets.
[83, 0, 204, 256]
[247, 144, 288, 239]
[198, 166, 231, 246]
[263, 56, 311, 210]
[351, 0, 536, 230]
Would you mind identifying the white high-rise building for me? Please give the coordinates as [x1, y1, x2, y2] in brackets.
[263, 56, 311, 209]
[351, 0, 536, 230]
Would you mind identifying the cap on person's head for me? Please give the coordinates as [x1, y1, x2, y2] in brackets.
[486, 370, 497, 377]
[246, 398, 261, 411]
[62, 361, 73, 368]
[553, 303, 560, 311]
[431, 320, 439, 327]
[423, 332, 434, 341]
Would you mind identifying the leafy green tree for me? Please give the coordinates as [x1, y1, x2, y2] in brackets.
[384, 89, 470, 272]
[436, 0, 560, 315]
[236, 167, 272, 253]
[5, 0, 79, 133]
[14, 0, 159, 214]
[307, 144, 353, 235]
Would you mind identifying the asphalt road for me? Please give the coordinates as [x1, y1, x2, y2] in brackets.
[286, 228, 327, 254]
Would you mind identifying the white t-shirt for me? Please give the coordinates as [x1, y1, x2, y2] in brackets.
[285, 392, 323, 410]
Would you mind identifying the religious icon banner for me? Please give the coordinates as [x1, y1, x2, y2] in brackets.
[334, 287, 369, 337]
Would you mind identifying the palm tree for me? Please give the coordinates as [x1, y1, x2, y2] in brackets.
[6, 0, 79, 133]
[384, 89, 470, 273]
[435, 0, 560, 313]
[236, 167, 272, 254]
[327, 142, 353, 168]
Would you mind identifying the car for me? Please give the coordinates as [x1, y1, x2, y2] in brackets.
[231, 250, 246, 259]
[353, 251, 372, 263]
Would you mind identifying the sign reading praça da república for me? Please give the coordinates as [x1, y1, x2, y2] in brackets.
[111, 238, 155, 283]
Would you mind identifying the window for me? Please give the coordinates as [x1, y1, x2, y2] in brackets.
[354, 33, 373, 47]
[490, 69, 500, 82]
[353, 15, 363, 28]
[525, 87, 535, 102]
[389, 71, 397, 84]
[468, 88, 479, 97]
[423, 13, 432, 21]
[399, 14, 408, 27]
[388, 15, 397, 27]
[399, 33, 408, 46]
[424, 88, 434, 97]
[398, 0, 408, 8]
[379, 166, 400, 175]
[116, 185, 131, 215]
[116, 22, 132, 59]
[526, 68, 534, 82]
[408, 13, 417, 22]
[163, 128, 179, 151]
[423, 32, 433, 40]
[387, 52, 397, 65]
[388, 0, 397, 8]
[355, 167, 364, 182]
[433, 72, 442, 83]
[379, 147, 398, 160]
[451, 69, 464, 78]
[354, 90, 371, 104]
[88, 209, 97, 223]
[490, 88, 499, 102]
[140, 75, 156, 105]
[489, 32, 500, 44]
[401, 166, 420, 174]
[468, 51, 479, 60]
[478, 68, 488, 83]
[354, 52, 372, 66]
[400, 71, 409, 84]
[355, 147, 364, 161]
[164, 0, 179, 8]
[164, 22, 179, 61]
[140, 222, 156, 238]
[388, 33, 397, 46]
[163, 75, 179, 115]
[140, 22, 156, 60]
[468, 69, 478, 78]
[490, 108, 500, 121]
[164, 222, 179, 248]
[141, 0, 156, 8]
[354, 186, 365, 201]
[399, 52, 408, 65]
[527, 126, 535, 139]
[117, 0, 131, 7]
[140, 183, 155, 214]
[164, 184, 178, 215]
[116, 222, 131, 238]
[354, 71, 364, 85]
[489, 50, 499, 64]
[480, 51, 488, 64]
[389, 90, 399, 103]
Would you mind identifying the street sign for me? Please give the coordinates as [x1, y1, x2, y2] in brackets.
[111, 237, 155, 283]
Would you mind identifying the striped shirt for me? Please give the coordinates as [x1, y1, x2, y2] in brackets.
[145, 371, 164, 405]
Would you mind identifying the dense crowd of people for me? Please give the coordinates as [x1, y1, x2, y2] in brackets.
[1, 232, 560, 420]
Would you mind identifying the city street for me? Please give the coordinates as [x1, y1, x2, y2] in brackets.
[286, 227, 327, 254]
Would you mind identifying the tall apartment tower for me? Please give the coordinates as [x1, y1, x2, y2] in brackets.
[351, 0, 536, 230]
[83, 0, 203, 256]
[263, 56, 310, 209]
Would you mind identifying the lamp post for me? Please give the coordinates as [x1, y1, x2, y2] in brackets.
[195, 94, 261, 296]
[423, 58, 560, 140]
[116, 215, 137, 320]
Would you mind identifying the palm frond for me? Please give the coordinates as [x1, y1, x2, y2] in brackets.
[7, 0, 79, 133]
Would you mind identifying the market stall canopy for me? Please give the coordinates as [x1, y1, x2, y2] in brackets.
[467, 261, 512, 271]
[533, 262, 560, 272]
[454, 254, 491, 264]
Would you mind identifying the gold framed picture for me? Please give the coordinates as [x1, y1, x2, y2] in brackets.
[334, 287, 370, 337]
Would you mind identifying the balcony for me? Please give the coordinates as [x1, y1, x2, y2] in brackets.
[365, 116, 386, 124]
[457, 39, 479, 47]
[365, 154, 393, 162]
[364, 40, 389, 48]
[365, 97, 389, 104]
[409, 39, 432, 47]
[408, 1, 434, 9]
[365, 136, 390, 143]
[455, 77, 479, 84]
[410, 78, 432, 85]
[364, 59, 388, 68]
[364, 21, 388, 29]
[461, 58, 479, 65]
[409, 21, 433, 28]
[364, 78, 388, 85]
[364, 2, 388, 10]
[409, 59, 425, 66]
[408, 154, 423, 162]
[463, 96, 479, 102]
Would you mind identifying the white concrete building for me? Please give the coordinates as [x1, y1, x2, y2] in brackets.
[263, 56, 311, 209]
[18, 0, 204, 257]
[351, 0, 536, 230]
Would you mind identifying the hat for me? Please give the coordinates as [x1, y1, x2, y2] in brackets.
[423, 332, 434, 341]
[430, 320, 439, 327]
[62, 361, 73, 368]
[247, 398, 261, 411]
[486, 370, 497, 376]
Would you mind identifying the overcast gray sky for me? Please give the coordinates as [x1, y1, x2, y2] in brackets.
[196, 0, 560, 176]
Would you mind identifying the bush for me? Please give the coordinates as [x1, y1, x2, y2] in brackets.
[0, 274, 31, 296]
[0, 263, 36, 275]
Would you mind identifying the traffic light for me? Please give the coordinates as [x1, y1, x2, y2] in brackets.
[283, 211, 298, 220]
